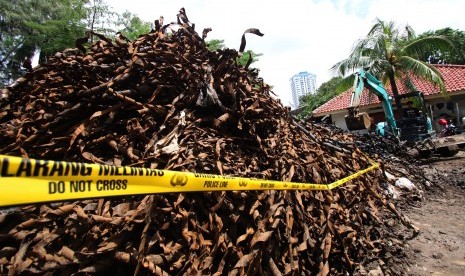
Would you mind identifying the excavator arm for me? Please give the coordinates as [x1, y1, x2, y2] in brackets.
[346, 70, 462, 156]
[345, 69, 399, 136]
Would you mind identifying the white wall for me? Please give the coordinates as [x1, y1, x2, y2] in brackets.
[331, 112, 369, 134]
[426, 97, 465, 130]
[331, 113, 347, 129]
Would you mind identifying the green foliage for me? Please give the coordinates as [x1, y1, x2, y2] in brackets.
[115, 11, 151, 41]
[206, 39, 225, 51]
[298, 76, 343, 118]
[0, 0, 88, 84]
[237, 50, 263, 67]
[25, 0, 88, 59]
[332, 19, 453, 109]
[417, 28, 465, 65]
[0, 0, 136, 85]
[85, 0, 117, 37]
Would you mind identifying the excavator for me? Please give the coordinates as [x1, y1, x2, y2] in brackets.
[345, 69, 464, 156]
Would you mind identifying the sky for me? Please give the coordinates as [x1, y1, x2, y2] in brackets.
[108, 0, 465, 107]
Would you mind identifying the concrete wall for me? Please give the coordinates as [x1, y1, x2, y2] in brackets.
[331, 112, 369, 134]
[331, 112, 346, 129]
[426, 94, 465, 130]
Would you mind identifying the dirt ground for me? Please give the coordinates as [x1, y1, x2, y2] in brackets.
[403, 151, 465, 275]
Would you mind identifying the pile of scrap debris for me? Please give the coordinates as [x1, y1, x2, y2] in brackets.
[0, 9, 416, 275]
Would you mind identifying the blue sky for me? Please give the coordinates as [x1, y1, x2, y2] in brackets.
[109, 0, 465, 107]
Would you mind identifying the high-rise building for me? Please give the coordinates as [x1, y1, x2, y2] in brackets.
[289, 71, 316, 109]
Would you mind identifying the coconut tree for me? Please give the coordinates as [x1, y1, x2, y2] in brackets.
[332, 18, 452, 110]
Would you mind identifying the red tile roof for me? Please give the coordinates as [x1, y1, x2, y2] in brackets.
[312, 64, 465, 116]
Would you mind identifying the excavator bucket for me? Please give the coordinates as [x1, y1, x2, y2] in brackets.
[345, 109, 372, 131]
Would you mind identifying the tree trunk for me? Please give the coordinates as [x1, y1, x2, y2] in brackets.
[90, 0, 97, 43]
[388, 71, 402, 113]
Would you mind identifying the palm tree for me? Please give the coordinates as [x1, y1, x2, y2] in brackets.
[332, 18, 452, 110]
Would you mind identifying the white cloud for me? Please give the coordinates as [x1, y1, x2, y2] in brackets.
[108, 0, 465, 107]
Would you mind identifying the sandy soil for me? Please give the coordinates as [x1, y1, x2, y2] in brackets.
[404, 151, 465, 275]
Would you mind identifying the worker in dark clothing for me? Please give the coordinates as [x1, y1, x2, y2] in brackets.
[403, 101, 420, 118]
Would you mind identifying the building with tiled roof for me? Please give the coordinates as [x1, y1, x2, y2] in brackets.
[312, 64, 465, 131]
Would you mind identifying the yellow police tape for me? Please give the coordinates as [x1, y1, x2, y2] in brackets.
[0, 154, 379, 207]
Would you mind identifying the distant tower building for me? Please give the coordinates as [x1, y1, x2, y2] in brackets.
[290, 71, 316, 109]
